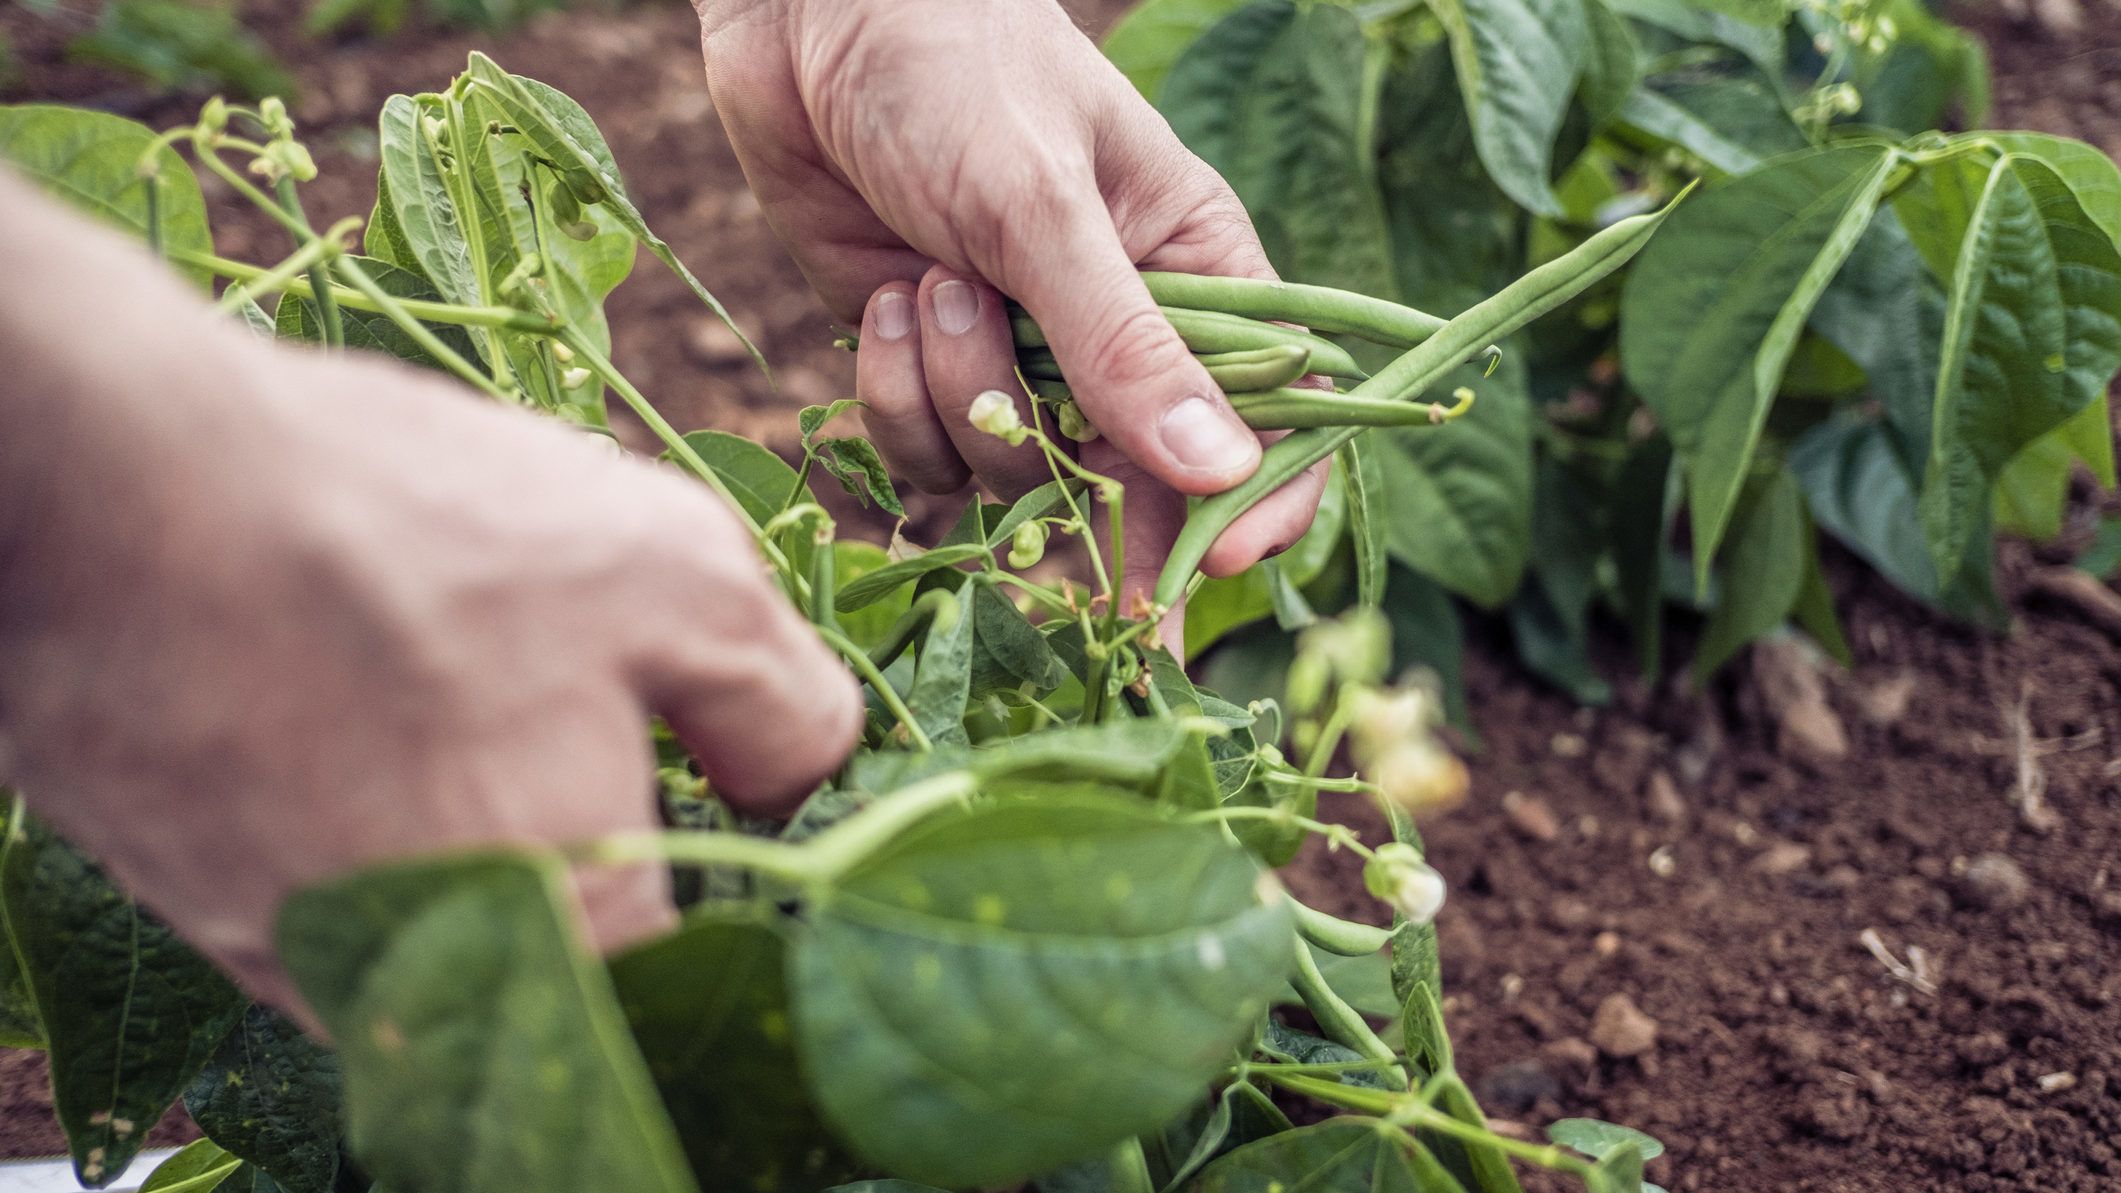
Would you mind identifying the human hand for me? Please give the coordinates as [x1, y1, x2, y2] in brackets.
[0, 183, 862, 1013]
[694, 0, 1328, 621]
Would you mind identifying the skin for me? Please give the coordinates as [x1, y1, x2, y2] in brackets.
[0, 176, 861, 1013]
[694, 0, 1327, 611]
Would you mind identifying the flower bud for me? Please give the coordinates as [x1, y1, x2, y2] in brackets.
[1369, 739, 1469, 815]
[1008, 521, 1048, 570]
[969, 390, 1024, 439]
[1057, 399, 1098, 443]
[551, 341, 576, 364]
[258, 96, 291, 136]
[1364, 843, 1446, 925]
[560, 367, 594, 390]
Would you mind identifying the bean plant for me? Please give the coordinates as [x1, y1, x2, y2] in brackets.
[1106, 0, 2121, 708]
[0, 51, 1681, 1193]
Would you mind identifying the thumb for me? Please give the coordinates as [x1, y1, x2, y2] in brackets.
[1010, 214, 1262, 497]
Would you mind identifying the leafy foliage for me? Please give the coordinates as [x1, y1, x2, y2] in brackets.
[1129, 0, 2121, 708]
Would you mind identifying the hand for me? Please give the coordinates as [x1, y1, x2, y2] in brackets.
[0, 179, 862, 1013]
[695, 0, 1328, 622]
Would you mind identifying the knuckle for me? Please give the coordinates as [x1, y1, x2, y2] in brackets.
[1079, 303, 1193, 393]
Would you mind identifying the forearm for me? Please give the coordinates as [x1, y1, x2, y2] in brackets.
[0, 171, 291, 748]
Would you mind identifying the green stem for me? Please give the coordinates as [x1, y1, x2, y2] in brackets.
[1108, 1139, 1155, 1193]
[818, 624, 932, 753]
[168, 250, 557, 332]
[800, 770, 978, 879]
[1291, 938, 1408, 1089]
[1293, 902, 1394, 956]
[865, 589, 958, 672]
[213, 222, 351, 316]
[274, 176, 342, 348]
[332, 257, 516, 402]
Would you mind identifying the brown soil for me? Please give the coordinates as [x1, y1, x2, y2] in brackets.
[3, 2, 2119, 1190]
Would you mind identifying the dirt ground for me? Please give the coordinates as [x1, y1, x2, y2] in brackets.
[2, 2, 2119, 1190]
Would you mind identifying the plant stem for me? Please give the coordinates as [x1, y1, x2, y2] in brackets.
[818, 624, 932, 753]
[801, 770, 979, 880]
[172, 250, 556, 332]
[212, 221, 352, 316]
[1291, 938, 1409, 1089]
[274, 176, 342, 347]
[331, 256, 516, 402]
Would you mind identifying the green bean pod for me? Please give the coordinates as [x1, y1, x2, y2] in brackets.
[1142, 271, 1448, 349]
[1152, 190, 1692, 610]
[1008, 306, 1366, 380]
[1193, 344, 1312, 391]
[1228, 387, 1475, 430]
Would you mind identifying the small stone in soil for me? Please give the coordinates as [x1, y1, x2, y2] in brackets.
[1958, 853, 2032, 911]
[1752, 842, 1813, 876]
[1590, 992, 1660, 1058]
[1503, 791, 1561, 842]
[1645, 769, 1687, 824]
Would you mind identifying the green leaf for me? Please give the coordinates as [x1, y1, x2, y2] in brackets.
[985, 478, 1088, 550]
[0, 104, 214, 288]
[970, 719, 1199, 791]
[1341, 439, 1387, 608]
[1276, 946, 1400, 1021]
[1622, 144, 1896, 579]
[1615, 75, 1806, 177]
[1919, 156, 2121, 580]
[2079, 515, 2121, 579]
[70, 0, 290, 99]
[1192, 1119, 1441, 1191]
[1790, 414, 2003, 625]
[1686, 0, 1789, 24]
[1378, 41, 1520, 315]
[1609, 440, 1675, 680]
[1511, 460, 1611, 703]
[1382, 566, 1474, 736]
[611, 914, 852, 1192]
[374, 95, 482, 310]
[968, 584, 1067, 694]
[183, 1005, 342, 1193]
[0, 811, 243, 1188]
[1984, 133, 2121, 253]
[907, 579, 979, 748]
[1161, 1, 1395, 294]
[140, 1139, 243, 1193]
[1693, 466, 1807, 681]
[276, 853, 698, 1193]
[1579, 0, 1642, 129]
[670, 430, 806, 527]
[1605, 0, 1784, 74]
[1101, 0, 1251, 101]
[1550, 1117, 1666, 1161]
[1791, 540, 1853, 667]
[815, 436, 906, 518]
[790, 795, 1293, 1188]
[1428, 0, 1592, 218]
[834, 544, 989, 613]
[459, 53, 765, 376]
[1991, 407, 2085, 541]
[1810, 211, 1944, 465]
[273, 256, 480, 372]
[832, 541, 916, 649]
[823, 1184, 951, 1193]
[1376, 352, 1533, 607]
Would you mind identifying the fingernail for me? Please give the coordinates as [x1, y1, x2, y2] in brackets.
[933, 280, 979, 336]
[874, 291, 914, 341]
[1159, 396, 1260, 475]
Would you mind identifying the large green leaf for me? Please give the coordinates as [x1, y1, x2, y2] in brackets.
[274, 255, 480, 372]
[0, 811, 244, 1188]
[1101, 0, 1251, 101]
[1919, 156, 2121, 579]
[1192, 1119, 1449, 1191]
[834, 544, 988, 614]
[276, 853, 698, 1193]
[669, 430, 807, 527]
[1375, 353, 1533, 608]
[1789, 414, 2003, 625]
[1692, 466, 1806, 680]
[1993, 398, 2112, 541]
[373, 95, 482, 309]
[1427, 0, 1591, 218]
[1810, 211, 1944, 465]
[1510, 460, 1611, 703]
[611, 915, 851, 1192]
[1615, 72, 1808, 177]
[0, 104, 214, 287]
[1377, 39, 1520, 316]
[1160, 0, 1395, 294]
[789, 795, 1293, 1188]
[1621, 144, 1896, 580]
[1604, 0, 1784, 76]
[183, 1006, 342, 1193]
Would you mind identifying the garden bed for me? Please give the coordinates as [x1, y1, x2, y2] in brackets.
[1, 2, 2117, 1189]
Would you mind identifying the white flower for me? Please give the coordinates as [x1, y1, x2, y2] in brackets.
[969, 390, 1022, 438]
[1364, 844, 1447, 925]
